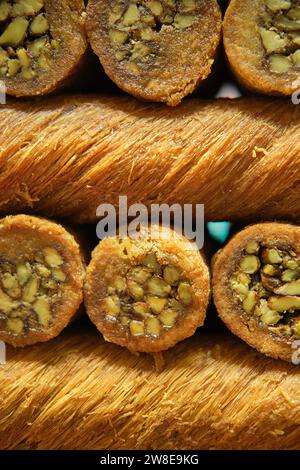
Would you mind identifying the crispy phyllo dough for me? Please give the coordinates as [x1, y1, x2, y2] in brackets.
[224, 0, 300, 96]
[0, 96, 299, 222]
[213, 222, 300, 362]
[0, 214, 85, 347]
[84, 226, 210, 353]
[0, 0, 87, 97]
[86, 0, 221, 105]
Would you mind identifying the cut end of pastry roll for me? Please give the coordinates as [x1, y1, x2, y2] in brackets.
[84, 226, 210, 353]
[0, 215, 85, 347]
[213, 222, 300, 362]
[0, 0, 87, 97]
[223, 0, 300, 96]
[86, 0, 221, 105]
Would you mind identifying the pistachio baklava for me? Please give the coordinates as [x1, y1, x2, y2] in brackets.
[223, 0, 300, 96]
[213, 222, 300, 362]
[86, 0, 221, 105]
[84, 226, 210, 353]
[0, 96, 299, 223]
[0, 214, 85, 346]
[0, 0, 87, 96]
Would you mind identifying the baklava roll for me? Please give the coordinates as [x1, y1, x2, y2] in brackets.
[86, 0, 222, 105]
[0, 0, 87, 97]
[213, 222, 300, 362]
[0, 96, 299, 222]
[84, 226, 210, 353]
[0, 214, 85, 347]
[223, 0, 300, 96]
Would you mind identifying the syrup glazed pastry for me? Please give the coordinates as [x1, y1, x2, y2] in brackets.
[84, 226, 210, 353]
[223, 0, 300, 96]
[0, 214, 85, 347]
[0, 96, 299, 223]
[213, 222, 300, 362]
[0, 0, 87, 96]
[86, 0, 222, 105]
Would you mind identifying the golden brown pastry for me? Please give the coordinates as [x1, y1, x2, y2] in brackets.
[0, 95, 299, 222]
[213, 222, 300, 362]
[223, 0, 300, 96]
[1, 326, 300, 450]
[86, 0, 222, 105]
[0, 0, 87, 96]
[84, 225, 210, 353]
[0, 214, 85, 347]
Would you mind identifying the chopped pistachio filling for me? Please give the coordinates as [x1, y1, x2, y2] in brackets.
[0, 247, 66, 335]
[259, 0, 300, 73]
[0, 0, 60, 80]
[230, 240, 300, 339]
[104, 252, 193, 338]
[108, 0, 197, 73]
